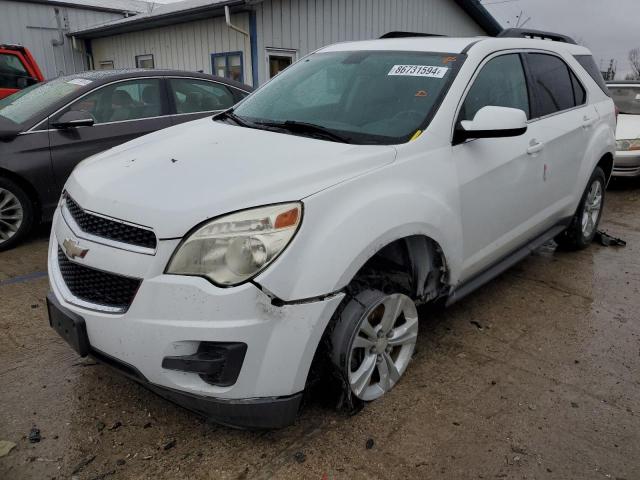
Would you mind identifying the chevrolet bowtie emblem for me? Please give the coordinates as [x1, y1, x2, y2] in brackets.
[63, 238, 89, 259]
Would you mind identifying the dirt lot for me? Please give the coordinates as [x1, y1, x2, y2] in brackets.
[1, 181, 639, 480]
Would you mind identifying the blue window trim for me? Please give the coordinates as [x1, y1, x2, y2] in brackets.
[249, 11, 258, 87]
[211, 51, 244, 83]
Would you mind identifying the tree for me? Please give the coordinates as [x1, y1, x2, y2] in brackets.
[629, 48, 640, 80]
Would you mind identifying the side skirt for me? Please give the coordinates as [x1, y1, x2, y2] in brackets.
[446, 218, 572, 306]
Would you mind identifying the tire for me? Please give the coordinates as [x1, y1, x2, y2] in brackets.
[0, 177, 35, 251]
[555, 167, 606, 250]
[329, 288, 419, 408]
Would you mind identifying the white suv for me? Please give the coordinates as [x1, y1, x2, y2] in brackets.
[47, 30, 616, 428]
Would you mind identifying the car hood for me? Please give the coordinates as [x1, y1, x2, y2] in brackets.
[616, 114, 640, 140]
[66, 118, 396, 238]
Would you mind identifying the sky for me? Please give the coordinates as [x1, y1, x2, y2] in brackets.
[148, 0, 639, 80]
[482, 0, 639, 79]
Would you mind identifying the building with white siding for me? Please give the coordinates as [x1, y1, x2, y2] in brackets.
[0, 0, 150, 79]
[70, 0, 501, 87]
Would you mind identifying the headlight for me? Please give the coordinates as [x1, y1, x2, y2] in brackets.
[616, 139, 640, 151]
[166, 203, 302, 286]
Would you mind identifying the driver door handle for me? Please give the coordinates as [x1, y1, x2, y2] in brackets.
[527, 140, 544, 155]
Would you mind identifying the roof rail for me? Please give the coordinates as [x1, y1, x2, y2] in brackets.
[380, 31, 446, 39]
[497, 28, 577, 45]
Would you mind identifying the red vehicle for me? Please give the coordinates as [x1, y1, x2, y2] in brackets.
[0, 44, 44, 99]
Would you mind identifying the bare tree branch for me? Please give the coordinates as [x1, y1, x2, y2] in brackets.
[629, 48, 640, 80]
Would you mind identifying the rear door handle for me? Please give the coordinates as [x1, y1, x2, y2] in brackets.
[527, 140, 544, 155]
[582, 115, 596, 128]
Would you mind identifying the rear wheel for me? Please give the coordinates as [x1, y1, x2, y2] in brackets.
[555, 167, 605, 250]
[0, 177, 34, 251]
[330, 289, 418, 404]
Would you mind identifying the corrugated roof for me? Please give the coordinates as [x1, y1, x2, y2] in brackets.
[71, 0, 501, 39]
[18, 0, 151, 14]
[71, 0, 242, 37]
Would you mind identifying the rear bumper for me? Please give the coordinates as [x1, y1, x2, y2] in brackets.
[613, 150, 640, 177]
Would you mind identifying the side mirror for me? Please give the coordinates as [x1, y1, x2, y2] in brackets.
[52, 110, 95, 129]
[16, 76, 39, 89]
[454, 106, 527, 144]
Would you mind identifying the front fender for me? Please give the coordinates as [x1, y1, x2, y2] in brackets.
[255, 163, 462, 301]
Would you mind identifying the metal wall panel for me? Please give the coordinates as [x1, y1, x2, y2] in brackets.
[91, 13, 253, 85]
[254, 0, 486, 83]
[0, 0, 126, 78]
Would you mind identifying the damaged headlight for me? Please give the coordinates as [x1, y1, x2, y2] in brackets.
[166, 203, 302, 286]
[616, 139, 640, 151]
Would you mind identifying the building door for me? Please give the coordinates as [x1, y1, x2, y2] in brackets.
[266, 48, 296, 79]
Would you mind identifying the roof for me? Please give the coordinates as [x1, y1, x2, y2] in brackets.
[71, 0, 501, 39]
[71, 0, 242, 38]
[50, 68, 252, 90]
[321, 36, 592, 57]
[17, 0, 150, 14]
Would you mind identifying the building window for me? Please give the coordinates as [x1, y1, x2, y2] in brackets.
[211, 52, 243, 82]
[98, 60, 114, 70]
[135, 54, 154, 69]
[266, 48, 296, 79]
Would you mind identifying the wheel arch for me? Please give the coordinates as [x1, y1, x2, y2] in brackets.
[597, 152, 614, 184]
[0, 167, 41, 221]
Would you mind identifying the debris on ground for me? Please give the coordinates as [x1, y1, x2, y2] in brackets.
[116, 459, 126, 466]
[0, 440, 16, 457]
[293, 451, 306, 463]
[28, 427, 41, 443]
[365, 438, 375, 450]
[88, 469, 115, 480]
[72, 455, 96, 474]
[143, 422, 152, 429]
[162, 439, 177, 451]
[595, 230, 626, 247]
[108, 421, 122, 431]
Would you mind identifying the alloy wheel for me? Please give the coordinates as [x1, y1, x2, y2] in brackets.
[0, 187, 23, 244]
[581, 179, 602, 239]
[348, 293, 418, 401]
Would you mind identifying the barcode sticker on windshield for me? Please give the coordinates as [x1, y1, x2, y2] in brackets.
[388, 65, 448, 78]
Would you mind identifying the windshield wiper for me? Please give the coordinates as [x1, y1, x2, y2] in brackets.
[255, 120, 352, 143]
[213, 108, 254, 128]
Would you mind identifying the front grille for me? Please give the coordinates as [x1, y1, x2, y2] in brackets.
[65, 194, 157, 250]
[58, 247, 141, 311]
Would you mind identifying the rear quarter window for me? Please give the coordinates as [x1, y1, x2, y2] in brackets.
[574, 54, 611, 96]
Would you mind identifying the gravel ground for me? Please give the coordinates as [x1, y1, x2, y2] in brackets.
[1, 179, 639, 480]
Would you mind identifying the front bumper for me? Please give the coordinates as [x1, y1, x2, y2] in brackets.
[613, 150, 640, 177]
[48, 207, 343, 428]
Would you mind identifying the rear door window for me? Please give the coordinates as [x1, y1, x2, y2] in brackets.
[570, 71, 586, 106]
[526, 53, 575, 117]
[459, 53, 530, 121]
[60, 79, 163, 124]
[168, 78, 235, 114]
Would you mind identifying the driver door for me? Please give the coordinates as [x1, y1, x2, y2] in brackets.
[453, 53, 548, 282]
[48, 78, 171, 189]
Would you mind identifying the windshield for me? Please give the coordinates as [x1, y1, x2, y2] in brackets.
[0, 77, 84, 125]
[233, 50, 464, 144]
[610, 85, 640, 115]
